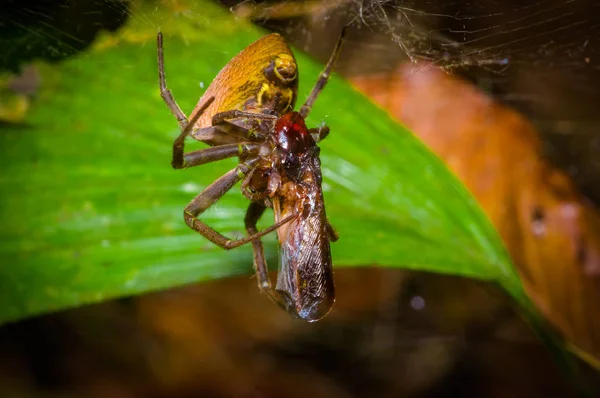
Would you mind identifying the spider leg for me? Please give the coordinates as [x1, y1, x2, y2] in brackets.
[244, 201, 294, 308]
[190, 125, 242, 146]
[191, 120, 267, 146]
[157, 32, 187, 128]
[172, 142, 260, 169]
[159, 32, 249, 145]
[190, 110, 276, 146]
[245, 201, 270, 288]
[299, 27, 348, 119]
[172, 96, 217, 166]
[184, 159, 298, 249]
[212, 110, 277, 125]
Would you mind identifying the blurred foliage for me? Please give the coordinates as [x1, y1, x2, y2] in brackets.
[0, 0, 530, 329]
[0, 0, 128, 73]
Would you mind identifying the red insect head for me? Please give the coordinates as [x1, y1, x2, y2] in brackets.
[274, 111, 315, 155]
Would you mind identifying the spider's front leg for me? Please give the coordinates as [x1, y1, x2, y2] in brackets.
[157, 32, 188, 128]
[211, 109, 277, 125]
[190, 109, 278, 146]
[172, 141, 260, 169]
[299, 26, 347, 119]
[184, 158, 298, 249]
[171, 95, 217, 167]
[244, 201, 293, 309]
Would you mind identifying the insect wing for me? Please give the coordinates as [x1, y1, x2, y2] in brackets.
[275, 194, 335, 322]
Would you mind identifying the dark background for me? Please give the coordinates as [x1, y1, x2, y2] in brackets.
[1, 0, 599, 396]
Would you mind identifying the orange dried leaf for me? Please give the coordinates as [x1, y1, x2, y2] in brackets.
[351, 65, 600, 368]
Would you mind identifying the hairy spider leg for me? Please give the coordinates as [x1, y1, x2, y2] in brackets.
[157, 32, 187, 128]
[245, 201, 303, 309]
[299, 26, 348, 119]
[183, 158, 299, 249]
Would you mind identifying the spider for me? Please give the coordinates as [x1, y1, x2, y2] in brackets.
[157, 28, 346, 321]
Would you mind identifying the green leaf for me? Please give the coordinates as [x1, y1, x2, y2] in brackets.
[0, 1, 527, 323]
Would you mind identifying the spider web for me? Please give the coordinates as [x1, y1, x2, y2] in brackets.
[226, 0, 600, 203]
[1, 0, 600, 201]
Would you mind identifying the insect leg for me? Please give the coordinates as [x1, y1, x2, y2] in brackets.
[244, 202, 271, 289]
[309, 125, 330, 143]
[326, 221, 339, 242]
[299, 27, 348, 119]
[157, 32, 187, 128]
[185, 160, 298, 249]
[172, 142, 260, 169]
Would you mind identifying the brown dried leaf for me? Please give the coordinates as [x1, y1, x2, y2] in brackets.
[350, 65, 600, 368]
